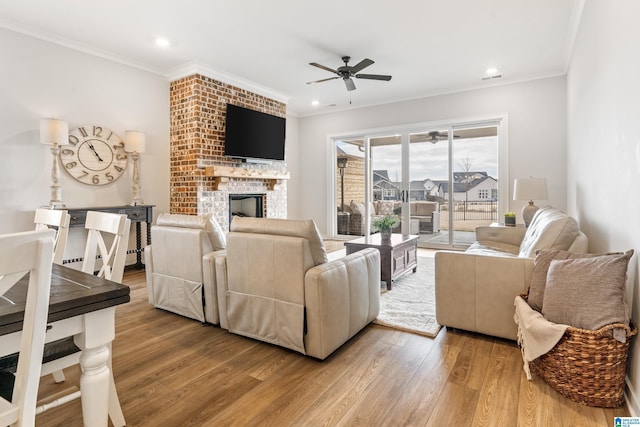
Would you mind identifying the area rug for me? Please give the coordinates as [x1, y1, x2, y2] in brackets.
[373, 256, 441, 338]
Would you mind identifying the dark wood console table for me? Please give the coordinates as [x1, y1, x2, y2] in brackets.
[344, 234, 418, 290]
[66, 204, 154, 269]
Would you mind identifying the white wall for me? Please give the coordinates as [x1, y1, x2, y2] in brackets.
[0, 28, 170, 260]
[295, 77, 567, 235]
[567, 0, 640, 414]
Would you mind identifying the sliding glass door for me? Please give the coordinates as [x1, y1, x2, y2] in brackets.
[332, 116, 505, 249]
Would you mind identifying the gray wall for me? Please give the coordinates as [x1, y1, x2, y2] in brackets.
[567, 0, 640, 414]
[0, 28, 170, 260]
[295, 76, 568, 235]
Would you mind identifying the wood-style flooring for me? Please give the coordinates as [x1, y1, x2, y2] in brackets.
[35, 249, 628, 426]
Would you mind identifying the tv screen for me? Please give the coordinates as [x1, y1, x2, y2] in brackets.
[224, 104, 286, 161]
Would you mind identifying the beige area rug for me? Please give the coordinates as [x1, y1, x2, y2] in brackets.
[373, 256, 442, 338]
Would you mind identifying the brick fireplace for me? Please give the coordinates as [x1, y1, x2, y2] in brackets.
[169, 73, 287, 231]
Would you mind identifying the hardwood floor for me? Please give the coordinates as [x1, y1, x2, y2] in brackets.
[35, 265, 628, 426]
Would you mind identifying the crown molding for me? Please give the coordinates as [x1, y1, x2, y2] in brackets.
[167, 61, 289, 104]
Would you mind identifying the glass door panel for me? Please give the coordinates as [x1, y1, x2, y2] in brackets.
[450, 126, 499, 247]
[335, 138, 364, 236]
[332, 119, 502, 248]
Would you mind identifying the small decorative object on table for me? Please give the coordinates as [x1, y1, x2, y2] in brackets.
[503, 212, 516, 227]
[372, 215, 398, 241]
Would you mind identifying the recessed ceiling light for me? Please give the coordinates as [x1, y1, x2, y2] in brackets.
[311, 100, 320, 106]
[155, 37, 170, 48]
[486, 67, 499, 75]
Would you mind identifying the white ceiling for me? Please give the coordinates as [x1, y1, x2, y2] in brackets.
[0, 0, 582, 117]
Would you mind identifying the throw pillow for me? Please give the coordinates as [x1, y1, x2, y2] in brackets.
[527, 250, 619, 312]
[541, 250, 633, 330]
[376, 201, 395, 215]
[349, 200, 365, 216]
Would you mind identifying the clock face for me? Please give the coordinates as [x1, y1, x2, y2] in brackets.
[60, 125, 128, 185]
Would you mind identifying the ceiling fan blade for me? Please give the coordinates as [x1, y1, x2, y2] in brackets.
[350, 58, 374, 74]
[344, 77, 356, 91]
[355, 73, 392, 81]
[309, 62, 339, 75]
[306, 76, 340, 85]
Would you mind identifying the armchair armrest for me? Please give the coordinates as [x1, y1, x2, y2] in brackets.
[304, 248, 380, 359]
[435, 250, 534, 340]
[475, 225, 527, 247]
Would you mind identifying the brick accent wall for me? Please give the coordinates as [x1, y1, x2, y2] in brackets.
[169, 73, 287, 225]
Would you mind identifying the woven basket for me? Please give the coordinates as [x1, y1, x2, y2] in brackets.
[529, 321, 637, 407]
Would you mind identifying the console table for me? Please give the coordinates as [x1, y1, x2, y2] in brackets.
[344, 234, 418, 290]
[66, 204, 154, 269]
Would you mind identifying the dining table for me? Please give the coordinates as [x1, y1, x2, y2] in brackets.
[0, 263, 130, 426]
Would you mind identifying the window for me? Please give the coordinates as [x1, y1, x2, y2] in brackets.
[383, 189, 395, 198]
[479, 189, 489, 199]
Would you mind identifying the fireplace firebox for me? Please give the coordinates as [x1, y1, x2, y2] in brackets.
[229, 194, 264, 223]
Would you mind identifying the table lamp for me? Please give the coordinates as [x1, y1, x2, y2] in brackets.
[513, 177, 547, 226]
[40, 118, 69, 208]
[124, 131, 146, 206]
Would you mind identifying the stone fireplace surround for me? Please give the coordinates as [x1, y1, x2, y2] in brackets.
[169, 73, 288, 231]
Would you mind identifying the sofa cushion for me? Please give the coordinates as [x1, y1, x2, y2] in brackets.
[528, 249, 621, 312]
[466, 242, 521, 257]
[156, 213, 226, 251]
[230, 217, 328, 266]
[541, 250, 633, 330]
[518, 208, 580, 258]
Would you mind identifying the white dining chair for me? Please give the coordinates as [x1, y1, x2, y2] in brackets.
[39, 211, 130, 426]
[0, 229, 55, 427]
[33, 208, 70, 265]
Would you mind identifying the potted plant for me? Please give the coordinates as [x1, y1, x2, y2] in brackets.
[372, 215, 398, 240]
[504, 212, 516, 227]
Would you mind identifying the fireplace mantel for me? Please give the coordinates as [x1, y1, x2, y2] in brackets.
[204, 165, 290, 191]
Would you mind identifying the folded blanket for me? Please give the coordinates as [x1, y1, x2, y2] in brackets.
[514, 296, 568, 379]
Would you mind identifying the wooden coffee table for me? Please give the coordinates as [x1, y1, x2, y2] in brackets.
[344, 234, 418, 290]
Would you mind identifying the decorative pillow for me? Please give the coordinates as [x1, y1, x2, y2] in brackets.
[349, 200, 365, 216]
[376, 201, 395, 215]
[527, 250, 619, 312]
[541, 250, 633, 330]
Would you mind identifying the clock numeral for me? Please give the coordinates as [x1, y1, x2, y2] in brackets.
[78, 170, 89, 179]
[106, 131, 113, 141]
[78, 127, 88, 138]
[68, 135, 79, 146]
[61, 148, 75, 156]
[116, 153, 127, 160]
[114, 165, 124, 172]
[92, 175, 100, 185]
[93, 126, 103, 137]
[113, 141, 125, 150]
[105, 172, 115, 182]
[64, 161, 77, 169]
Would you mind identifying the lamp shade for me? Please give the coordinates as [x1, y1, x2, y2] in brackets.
[40, 119, 69, 145]
[124, 131, 146, 153]
[513, 177, 548, 201]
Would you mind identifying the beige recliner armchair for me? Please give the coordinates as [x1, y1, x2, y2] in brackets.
[214, 217, 381, 360]
[145, 213, 226, 323]
[435, 207, 588, 340]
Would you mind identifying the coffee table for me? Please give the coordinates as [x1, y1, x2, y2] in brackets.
[344, 233, 418, 290]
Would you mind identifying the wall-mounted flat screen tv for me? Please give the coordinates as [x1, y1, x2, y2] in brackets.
[224, 104, 286, 161]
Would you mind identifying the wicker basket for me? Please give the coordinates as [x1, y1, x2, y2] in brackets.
[529, 321, 637, 407]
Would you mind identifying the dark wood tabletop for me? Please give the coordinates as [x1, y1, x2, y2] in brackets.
[0, 263, 130, 336]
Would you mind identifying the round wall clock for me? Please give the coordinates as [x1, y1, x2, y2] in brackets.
[60, 124, 128, 185]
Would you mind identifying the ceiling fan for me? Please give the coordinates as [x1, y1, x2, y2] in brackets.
[307, 56, 392, 91]
[426, 131, 459, 144]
